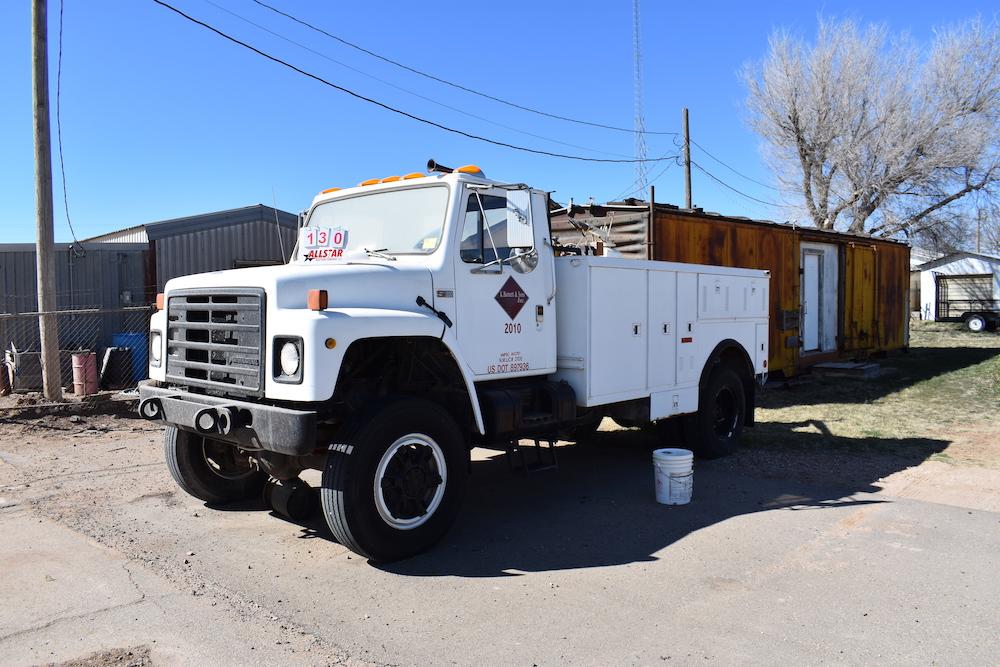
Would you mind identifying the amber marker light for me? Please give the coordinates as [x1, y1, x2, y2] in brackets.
[403, 172, 424, 180]
[359, 178, 380, 186]
[325, 338, 337, 349]
[308, 289, 329, 311]
[155, 293, 165, 311]
[321, 187, 341, 194]
[455, 164, 483, 174]
[380, 176, 401, 183]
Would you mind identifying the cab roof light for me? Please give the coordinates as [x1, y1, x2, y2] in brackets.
[307, 289, 329, 311]
[455, 164, 484, 175]
[321, 187, 341, 194]
[403, 172, 425, 180]
[359, 178, 380, 186]
[380, 175, 401, 183]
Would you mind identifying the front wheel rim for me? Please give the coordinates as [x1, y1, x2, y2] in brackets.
[201, 438, 256, 481]
[969, 318, 984, 332]
[374, 433, 447, 530]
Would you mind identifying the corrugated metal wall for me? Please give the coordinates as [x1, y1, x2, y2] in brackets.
[155, 219, 297, 289]
[87, 227, 149, 244]
[0, 243, 149, 312]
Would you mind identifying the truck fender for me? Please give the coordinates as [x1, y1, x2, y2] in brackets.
[438, 334, 486, 435]
[322, 308, 485, 435]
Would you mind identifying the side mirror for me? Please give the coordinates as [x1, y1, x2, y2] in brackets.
[509, 247, 538, 274]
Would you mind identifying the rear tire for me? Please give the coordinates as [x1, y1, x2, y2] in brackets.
[966, 314, 987, 333]
[163, 426, 266, 504]
[320, 398, 467, 562]
[683, 366, 746, 459]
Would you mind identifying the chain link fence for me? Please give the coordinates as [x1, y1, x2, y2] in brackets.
[1, 289, 153, 393]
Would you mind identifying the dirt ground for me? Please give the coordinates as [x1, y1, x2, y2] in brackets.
[1, 320, 998, 665]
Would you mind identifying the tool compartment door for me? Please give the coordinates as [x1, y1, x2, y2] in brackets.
[647, 269, 676, 390]
[588, 266, 647, 400]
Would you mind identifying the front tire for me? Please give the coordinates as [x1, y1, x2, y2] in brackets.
[321, 398, 467, 562]
[683, 366, 746, 459]
[163, 426, 266, 504]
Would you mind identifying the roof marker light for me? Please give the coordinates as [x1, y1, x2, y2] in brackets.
[455, 164, 484, 175]
[359, 178, 380, 186]
[403, 172, 424, 180]
[380, 176, 401, 183]
[321, 187, 341, 194]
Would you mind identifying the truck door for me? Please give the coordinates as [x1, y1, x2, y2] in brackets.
[453, 186, 556, 377]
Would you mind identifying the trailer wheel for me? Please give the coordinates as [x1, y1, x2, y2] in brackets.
[320, 398, 467, 562]
[966, 314, 987, 333]
[684, 366, 746, 459]
[163, 426, 266, 504]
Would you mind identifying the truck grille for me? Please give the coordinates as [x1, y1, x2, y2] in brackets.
[165, 288, 265, 396]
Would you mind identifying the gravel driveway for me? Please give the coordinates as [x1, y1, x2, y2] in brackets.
[1, 402, 998, 666]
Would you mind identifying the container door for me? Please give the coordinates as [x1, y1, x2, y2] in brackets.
[802, 252, 821, 352]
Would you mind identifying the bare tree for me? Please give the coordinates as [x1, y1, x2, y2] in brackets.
[743, 18, 1000, 238]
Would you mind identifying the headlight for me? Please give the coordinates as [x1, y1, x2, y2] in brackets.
[150, 331, 162, 366]
[279, 341, 300, 376]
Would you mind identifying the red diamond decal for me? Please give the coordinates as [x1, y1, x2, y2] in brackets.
[495, 277, 528, 320]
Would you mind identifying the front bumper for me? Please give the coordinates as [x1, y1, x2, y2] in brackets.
[137, 381, 317, 456]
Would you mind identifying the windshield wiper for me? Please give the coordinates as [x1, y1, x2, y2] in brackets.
[363, 248, 397, 261]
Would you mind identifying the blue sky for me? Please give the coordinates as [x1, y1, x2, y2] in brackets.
[1, 0, 995, 243]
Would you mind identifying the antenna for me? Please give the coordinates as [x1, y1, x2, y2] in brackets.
[632, 0, 648, 194]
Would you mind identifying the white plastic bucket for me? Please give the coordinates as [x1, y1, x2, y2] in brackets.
[652, 448, 693, 505]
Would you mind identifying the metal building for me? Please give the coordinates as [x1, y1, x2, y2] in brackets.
[84, 204, 299, 291]
[550, 201, 911, 377]
[915, 251, 1000, 323]
[1, 205, 298, 389]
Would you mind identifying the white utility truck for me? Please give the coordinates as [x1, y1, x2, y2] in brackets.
[139, 161, 769, 561]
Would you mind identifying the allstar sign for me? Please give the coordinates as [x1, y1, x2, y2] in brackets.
[495, 276, 529, 320]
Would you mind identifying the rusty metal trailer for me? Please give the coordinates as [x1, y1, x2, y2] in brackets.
[550, 202, 910, 377]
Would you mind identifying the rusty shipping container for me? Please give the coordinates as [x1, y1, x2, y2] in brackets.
[550, 203, 910, 377]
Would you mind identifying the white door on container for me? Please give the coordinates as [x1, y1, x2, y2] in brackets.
[802, 252, 821, 352]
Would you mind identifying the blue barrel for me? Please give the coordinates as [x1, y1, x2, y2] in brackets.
[111, 333, 148, 383]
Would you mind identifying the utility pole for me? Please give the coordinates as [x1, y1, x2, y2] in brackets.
[33, 0, 63, 401]
[683, 107, 692, 209]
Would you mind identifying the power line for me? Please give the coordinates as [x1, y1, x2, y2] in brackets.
[251, 0, 678, 137]
[203, 0, 634, 159]
[690, 159, 795, 209]
[689, 138, 782, 192]
[612, 156, 677, 202]
[55, 0, 81, 250]
[152, 0, 678, 164]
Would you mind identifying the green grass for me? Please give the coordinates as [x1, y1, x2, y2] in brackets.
[744, 320, 1000, 465]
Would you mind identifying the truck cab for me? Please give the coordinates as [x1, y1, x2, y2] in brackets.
[139, 161, 768, 562]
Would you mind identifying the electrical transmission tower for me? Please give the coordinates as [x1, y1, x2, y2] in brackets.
[632, 0, 648, 195]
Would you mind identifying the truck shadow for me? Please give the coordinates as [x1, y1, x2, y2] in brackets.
[771, 344, 999, 407]
[376, 424, 948, 577]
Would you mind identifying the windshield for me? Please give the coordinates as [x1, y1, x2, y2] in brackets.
[296, 185, 449, 262]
